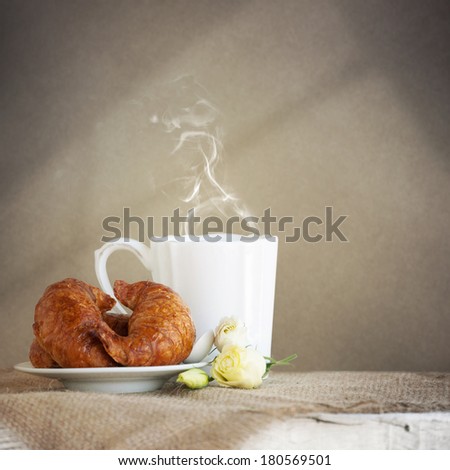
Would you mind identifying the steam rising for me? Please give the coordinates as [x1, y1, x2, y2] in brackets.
[149, 77, 249, 231]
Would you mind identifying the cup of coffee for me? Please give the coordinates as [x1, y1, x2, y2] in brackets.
[94, 234, 278, 357]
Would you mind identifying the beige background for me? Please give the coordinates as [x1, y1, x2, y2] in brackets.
[1, 0, 449, 370]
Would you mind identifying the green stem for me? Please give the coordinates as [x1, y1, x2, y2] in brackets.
[263, 353, 297, 377]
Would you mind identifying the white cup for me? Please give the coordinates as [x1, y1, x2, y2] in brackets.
[94, 234, 278, 357]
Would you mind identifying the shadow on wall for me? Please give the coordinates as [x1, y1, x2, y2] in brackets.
[336, 0, 450, 162]
[231, 0, 450, 162]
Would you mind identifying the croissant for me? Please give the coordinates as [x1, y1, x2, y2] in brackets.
[95, 280, 196, 366]
[31, 278, 118, 368]
[29, 338, 58, 368]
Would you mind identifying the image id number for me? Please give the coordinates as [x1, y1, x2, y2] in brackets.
[261, 454, 331, 466]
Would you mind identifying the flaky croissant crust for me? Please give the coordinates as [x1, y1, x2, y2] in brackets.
[95, 280, 196, 367]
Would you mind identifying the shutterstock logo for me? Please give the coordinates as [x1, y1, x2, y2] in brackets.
[101, 207, 349, 243]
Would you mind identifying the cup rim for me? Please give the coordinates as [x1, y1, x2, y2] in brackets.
[151, 233, 278, 243]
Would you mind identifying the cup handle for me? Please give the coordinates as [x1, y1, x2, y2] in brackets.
[94, 238, 153, 315]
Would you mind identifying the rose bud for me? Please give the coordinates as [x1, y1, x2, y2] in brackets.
[177, 368, 210, 389]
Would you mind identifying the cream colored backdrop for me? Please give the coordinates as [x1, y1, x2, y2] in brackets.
[1, 0, 449, 370]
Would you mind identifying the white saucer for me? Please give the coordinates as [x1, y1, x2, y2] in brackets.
[14, 361, 208, 394]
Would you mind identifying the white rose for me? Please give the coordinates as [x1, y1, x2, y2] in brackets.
[211, 344, 267, 389]
[214, 316, 250, 352]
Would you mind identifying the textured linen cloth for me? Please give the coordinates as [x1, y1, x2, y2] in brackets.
[0, 370, 449, 449]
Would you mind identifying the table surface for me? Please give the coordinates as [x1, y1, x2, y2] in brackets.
[0, 369, 449, 449]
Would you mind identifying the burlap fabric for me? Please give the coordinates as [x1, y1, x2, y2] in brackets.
[0, 370, 449, 449]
